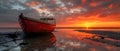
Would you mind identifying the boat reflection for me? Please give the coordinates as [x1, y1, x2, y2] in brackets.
[22, 32, 56, 51]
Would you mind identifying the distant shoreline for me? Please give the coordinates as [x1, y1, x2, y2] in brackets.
[0, 27, 120, 29]
[56, 27, 120, 29]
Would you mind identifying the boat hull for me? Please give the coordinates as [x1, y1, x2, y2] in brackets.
[19, 15, 55, 34]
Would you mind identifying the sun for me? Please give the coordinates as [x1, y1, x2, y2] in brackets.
[84, 22, 91, 29]
[83, 21, 98, 29]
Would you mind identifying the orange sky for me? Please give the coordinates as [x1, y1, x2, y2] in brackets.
[56, 14, 120, 27]
[57, 21, 120, 27]
[0, 0, 120, 27]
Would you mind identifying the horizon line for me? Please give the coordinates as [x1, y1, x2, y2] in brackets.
[0, 27, 120, 29]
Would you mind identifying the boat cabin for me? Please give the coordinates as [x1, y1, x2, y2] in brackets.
[40, 18, 55, 25]
[40, 18, 55, 20]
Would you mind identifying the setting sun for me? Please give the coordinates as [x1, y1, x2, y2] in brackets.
[82, 21, 98, 27]
[84, 22, 90, 29]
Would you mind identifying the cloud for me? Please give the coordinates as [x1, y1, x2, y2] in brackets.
[0, 0, 120, 27]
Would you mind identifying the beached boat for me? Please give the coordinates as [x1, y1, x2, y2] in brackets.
[18, 13, 56, 34]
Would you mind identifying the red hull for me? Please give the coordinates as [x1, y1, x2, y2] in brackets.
[19, 14, 55, 33]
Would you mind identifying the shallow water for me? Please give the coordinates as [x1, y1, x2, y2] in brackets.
[0, 29, 120, 51]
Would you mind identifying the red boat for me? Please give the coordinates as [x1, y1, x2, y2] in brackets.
[18, 13, 56, 34]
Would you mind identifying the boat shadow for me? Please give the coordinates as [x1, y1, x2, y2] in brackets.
[0, 31, 56, 51]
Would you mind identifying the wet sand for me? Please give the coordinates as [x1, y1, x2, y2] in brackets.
[75, 29, 120, 47]
[0, 29, 120, 51]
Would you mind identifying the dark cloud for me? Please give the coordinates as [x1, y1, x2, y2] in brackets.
[0, 0, 120, 23]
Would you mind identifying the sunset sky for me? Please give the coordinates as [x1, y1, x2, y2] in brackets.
[0, 0, 120, 27]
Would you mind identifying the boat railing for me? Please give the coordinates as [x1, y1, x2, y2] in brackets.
[40, 18, 56, 25]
